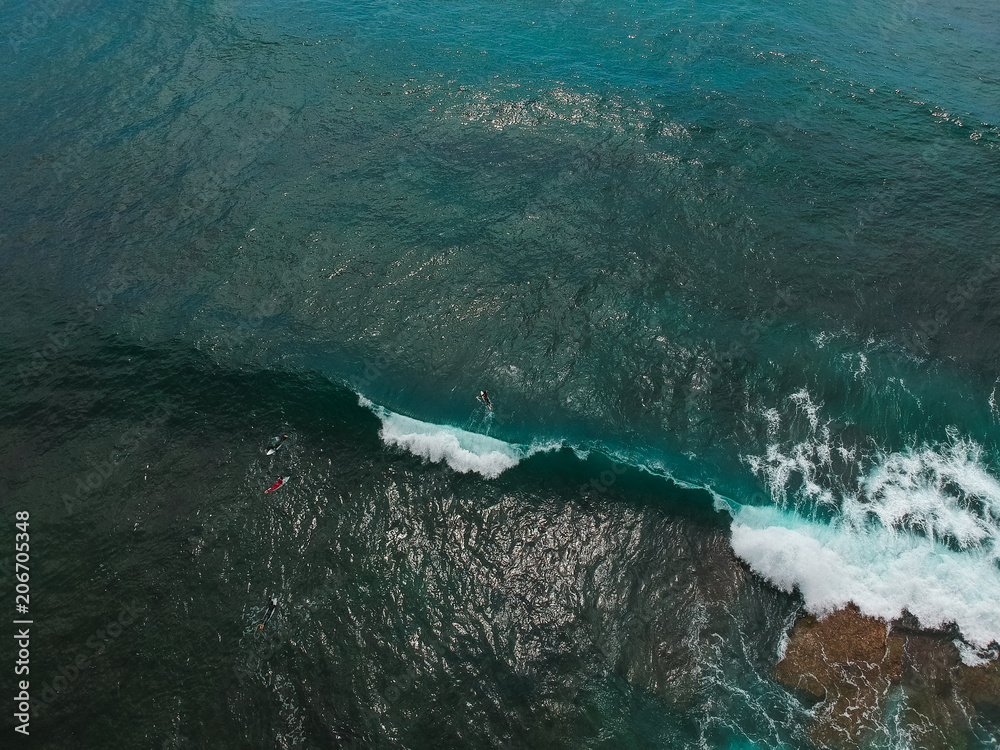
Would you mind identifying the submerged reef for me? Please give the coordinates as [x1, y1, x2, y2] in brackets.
[775, 605, 1000, 749]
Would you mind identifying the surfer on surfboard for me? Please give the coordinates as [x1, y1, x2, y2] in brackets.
[478, 391, 493, 410]
[259, 596, 277, 630]
[266, 435, 289, 455]
[264, 476, 290, 494]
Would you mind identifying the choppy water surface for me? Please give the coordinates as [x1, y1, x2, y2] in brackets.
[2, 0, 999, 747]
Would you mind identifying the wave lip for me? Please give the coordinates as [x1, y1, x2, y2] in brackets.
[360, 396, 557, 479]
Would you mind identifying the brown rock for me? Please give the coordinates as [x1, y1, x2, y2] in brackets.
[899, 634, 971, 750]
[960, 657, 1000, 710]
[775, 605, 903, 749]
[775, 606, 1000, 749]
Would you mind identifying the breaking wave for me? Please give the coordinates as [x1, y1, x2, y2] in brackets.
[734, 390, 1000, 651]
[360, 396, 560, 479]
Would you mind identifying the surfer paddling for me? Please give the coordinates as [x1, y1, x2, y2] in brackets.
[266, 435, 289, 455]
[478, 390, 493, 410]
[264, 476, 290, 494]
[259, 596, 277, 630]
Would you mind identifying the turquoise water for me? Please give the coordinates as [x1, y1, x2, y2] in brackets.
[3, 0, 1000, 746]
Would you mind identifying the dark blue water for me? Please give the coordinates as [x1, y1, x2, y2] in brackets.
[3, 0, 1000, 747]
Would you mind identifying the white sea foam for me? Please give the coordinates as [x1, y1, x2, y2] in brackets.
[730, 504, 1000, 649]
[955, 639, 999, 667]
[736, 391, 1000, 649]
[360, 396, 558, 479]
[789, 388, 821, 431]
[853, 438, 1000, 549]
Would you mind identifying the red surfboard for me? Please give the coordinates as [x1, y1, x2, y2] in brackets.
[264, 476, 290, 494]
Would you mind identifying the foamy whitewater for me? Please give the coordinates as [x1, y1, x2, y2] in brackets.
[730, 505, 1000, 651]
[361, 396, 559, 479]
[737, 391, 1000, 655]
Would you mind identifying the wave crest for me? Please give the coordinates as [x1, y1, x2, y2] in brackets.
[361, 396, 558, 479]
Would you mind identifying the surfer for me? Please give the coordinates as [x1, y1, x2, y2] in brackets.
[266, 435, 289, 455]
[479, 391, 493, 410]
[264, 476, 290, 494]
[259, 596, 277, 630]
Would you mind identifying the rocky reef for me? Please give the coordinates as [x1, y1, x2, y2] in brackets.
[774, 605, 999, 749]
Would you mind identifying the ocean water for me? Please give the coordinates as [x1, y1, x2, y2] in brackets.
[2, 0, 1000, 747]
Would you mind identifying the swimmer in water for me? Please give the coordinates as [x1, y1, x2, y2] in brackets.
[479, 391, 492, 410]
[266, 435, 289, 455]
[259, 596, 277, 630]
